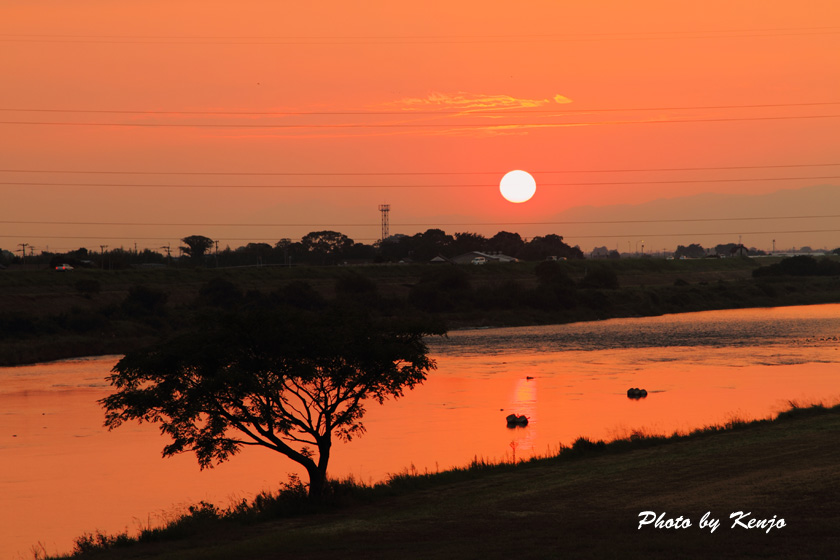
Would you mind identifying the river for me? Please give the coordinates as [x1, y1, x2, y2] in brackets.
[2, 304, 839, 558]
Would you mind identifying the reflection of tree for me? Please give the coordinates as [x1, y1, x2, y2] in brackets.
[102, 302, 444, 498]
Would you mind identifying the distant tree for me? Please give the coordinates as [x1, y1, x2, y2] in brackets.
[487, 231, 525, 257]
[301, 230, 353, 264]
[238, 242, 274, 265]
[753, 255, 840, 277]
[377, 234, 411, 262]
[409, 229, 454, 261]
[590, 246, 607, 258]
[519, 234, 583, 261]
[674, 243, 706, 259]
[101, 303, 444, 498]
[181, 235, 215, 264]
[0, 248, 16, 266]
[451, 232, 487, 255]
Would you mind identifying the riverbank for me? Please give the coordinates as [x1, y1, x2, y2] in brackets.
[46, 402, 840, 559]
[3, 256, 840, 366]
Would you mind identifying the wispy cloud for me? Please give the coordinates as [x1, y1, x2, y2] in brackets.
[384, 91, 573, 113]
[203, 92, 579, 139]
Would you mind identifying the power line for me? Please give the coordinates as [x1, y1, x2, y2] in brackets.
[564, 229, 840, 240]
[2, 214, 840, 228]
[0, 27, 837, 44]
[2, 175, 838, 189]
[1, 163, 838, 177]
[3, 114, 840, 128]
[2, 101, 839, 116]
[3, 228, 840, 242]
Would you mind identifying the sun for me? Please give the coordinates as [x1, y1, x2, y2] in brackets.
[499, 170, 536, 203]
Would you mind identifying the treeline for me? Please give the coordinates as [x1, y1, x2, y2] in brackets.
[753, 255, 840, 277]
[674, 242, 766, 259]
[1, 229, 583, 269]
[3, 255, 840, 366]
[0, 260, 602, 342]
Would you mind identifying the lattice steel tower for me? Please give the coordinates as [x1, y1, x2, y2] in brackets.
[379, 204, 390, 241]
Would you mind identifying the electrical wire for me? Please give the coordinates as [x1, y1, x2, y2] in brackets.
[3, 114, 840, 128]
[2, 101, 838, 116]
[2, 175, 838, 189]
[1, 163, 838, 176]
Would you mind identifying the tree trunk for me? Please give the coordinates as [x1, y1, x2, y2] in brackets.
[306, 438, 332, 499]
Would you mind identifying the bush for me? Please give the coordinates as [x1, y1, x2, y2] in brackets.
[534, 260, 575, 287]
[753, 255, 840, 278]
[198, 278, 242, 307]
[122, 285, 168, 316]
[579, 266, 619, 289]
[74, 278, 101, 297]
[335, 271, 378, 297]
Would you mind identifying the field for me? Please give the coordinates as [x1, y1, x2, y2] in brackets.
[4, 256, 840, 366]
[45, 404, 840, 559]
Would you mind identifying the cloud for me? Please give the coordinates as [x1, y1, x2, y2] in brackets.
[203, 92, 579, 139]
[384, 91, 573, 113]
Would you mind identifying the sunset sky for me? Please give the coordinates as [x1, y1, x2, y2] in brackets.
[2, 0, 839, 254]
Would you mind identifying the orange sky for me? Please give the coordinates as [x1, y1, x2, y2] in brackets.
[2, 0, 839, 253]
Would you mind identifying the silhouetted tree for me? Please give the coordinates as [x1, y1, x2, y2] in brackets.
[301, 230, 353, 265]
[409, 229, 454, 261]
[753, 255, 840, 277]
[181, 235, 215, 263]
[101, 302, 444, 498]
[674, 243, 706, 259]
[519, 234, 583, 261]
[377, 234, 411, 262]
[487, 231, 525, 257]
[451, 232, 487, 255]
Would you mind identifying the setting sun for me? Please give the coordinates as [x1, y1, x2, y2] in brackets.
[499, 170, 537, 203]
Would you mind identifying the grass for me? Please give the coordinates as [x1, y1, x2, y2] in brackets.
[42, 401, 840, 560]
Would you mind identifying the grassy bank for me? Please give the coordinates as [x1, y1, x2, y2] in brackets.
[3, 257, 840, 366]
[45, 402, 840, 560]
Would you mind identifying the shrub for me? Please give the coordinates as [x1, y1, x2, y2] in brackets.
[122, 285, 168, 316]
[198, 278, 242, 307]
[74, 278, 101, 297]
[579, 266, 619, 289]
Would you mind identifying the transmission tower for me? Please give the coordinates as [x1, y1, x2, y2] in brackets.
[378, 204, 390, 241]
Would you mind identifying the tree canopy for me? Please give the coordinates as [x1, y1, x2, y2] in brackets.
[101, 301, 445, 497]
[180, 235, 215, 262]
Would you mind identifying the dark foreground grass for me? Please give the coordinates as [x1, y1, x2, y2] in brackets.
[44, 402, 840, 560]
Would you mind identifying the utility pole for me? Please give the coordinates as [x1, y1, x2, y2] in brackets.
[161, 244, 171, 266]
[18, 243, 29, 265]
[100, 245, 108, 269]
[214, 240, 219, 268]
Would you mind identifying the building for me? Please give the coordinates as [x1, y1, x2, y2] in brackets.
[449, 251, 519, 265]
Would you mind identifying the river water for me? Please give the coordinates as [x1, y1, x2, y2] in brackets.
[2, 304, 839, 558]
